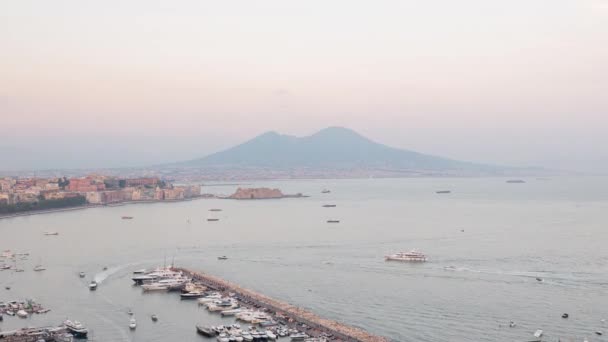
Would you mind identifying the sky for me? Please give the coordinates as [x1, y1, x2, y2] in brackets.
[1, 0, 607, 172]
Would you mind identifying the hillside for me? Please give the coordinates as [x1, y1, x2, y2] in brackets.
[176, 127, 496, 172]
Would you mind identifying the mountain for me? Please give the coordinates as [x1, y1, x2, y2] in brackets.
[175, 127, 499, 173]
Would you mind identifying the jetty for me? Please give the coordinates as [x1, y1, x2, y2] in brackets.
[173, 267, 389, 342]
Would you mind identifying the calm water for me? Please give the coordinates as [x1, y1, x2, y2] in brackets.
[1, 177, 607, 342]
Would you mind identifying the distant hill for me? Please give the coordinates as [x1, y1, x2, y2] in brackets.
[174, 127, 501, 173]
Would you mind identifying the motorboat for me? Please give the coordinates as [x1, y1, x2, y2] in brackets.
[218, 256, 228, 260]
[133, 269, 147, 274]
[89, 281, 98, 290]
[33, 265, 46, 271]
[209, 208, 223, 212]
[208, 218, 220, 222]
[326, 220, 340, 223]
[322, 204, 336, 208]
[385, 250, 428, 262]
[16, 309, 28, 318]
[180, 291, 205, 299]
[151, 314, 158, 322]
[221, 308, 244, 316]
[289, 332, 308, 341]
[44, 232, 59, 235]
[129, 318, 137, 329]
[79, 272, 85, 278]
[198, 293, 223, 304]
[266, 330, 277, 340]
[321, 189, 331, 194]
[241, 332, 253, 341]
[122, 216, 134, 219]
[436, 190, 451, 194]
[217, 332, 230, 342]
[533, 329, 543, 338]
[196, 325, 215, 337]
[64, 320, 89, 338]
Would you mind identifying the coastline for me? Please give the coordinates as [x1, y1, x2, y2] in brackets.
[0, 196, 210, 220]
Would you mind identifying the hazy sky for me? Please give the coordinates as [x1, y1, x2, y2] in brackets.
[1, 0, 607, 172]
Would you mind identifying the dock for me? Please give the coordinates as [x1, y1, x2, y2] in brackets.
[173, 267, 389, 342]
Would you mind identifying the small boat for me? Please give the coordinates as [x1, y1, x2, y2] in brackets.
[122, 216, 134, 219]
[385, 250, 428, 262]
[89, 280, 98, 290]
[151, 314, 158, 322]
[103, 266, 108, 270]
[5, 286, 10, 290]
[533, 329, 543, 338]
[79, 272, 86, 278]
[218, 256, 228, 260]
[209, 208, 223, 212]
[435, 190, 451, 194]
[326, 220, 340, 223]
[33, 265, 46, 271]
[322, 204, 336, 208]
[16, 309, 28, 318]
[596, 331, 604, 336]
[133, 269, 147, 274]
[196, 325, 215, 337]
[129, 317, 137, 329]
[562, 313, 569, 318]
[506, 179, 526, 183]
[535, 277, 543, 282]
[207, 218, 220, 222]
[44, 232, 59, 236]
[64, 320, 89, 338]
[127, 309, 133, 315]
[321, 189, 331, 194]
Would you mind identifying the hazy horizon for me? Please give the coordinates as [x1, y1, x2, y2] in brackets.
[2, 1, 607, 172]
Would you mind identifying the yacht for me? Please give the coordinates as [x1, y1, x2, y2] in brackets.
[198, 293, 223, 304]
[129, 318, 137, 329]
[64, 320, 89, 338]
[133, 269, 147, 274]
[180, 290, 205, 299]
[385, 250, 428, 262]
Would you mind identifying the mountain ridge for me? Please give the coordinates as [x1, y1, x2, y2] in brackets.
[173, 126, 498, 173]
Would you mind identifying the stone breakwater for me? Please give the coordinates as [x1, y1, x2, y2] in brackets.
[173, 267, 389, 342]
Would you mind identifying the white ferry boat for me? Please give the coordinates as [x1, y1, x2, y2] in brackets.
[385, 250, 428, 262]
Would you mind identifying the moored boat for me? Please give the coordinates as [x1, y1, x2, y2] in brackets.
[64, 320, 89, 338]
[16, 309, 28, 318]
[196, 325, 215, 337]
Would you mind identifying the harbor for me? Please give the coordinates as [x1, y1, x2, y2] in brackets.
[166, 267, 389, 342]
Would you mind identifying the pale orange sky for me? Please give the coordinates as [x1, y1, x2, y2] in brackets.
[1, 0, 607, 171]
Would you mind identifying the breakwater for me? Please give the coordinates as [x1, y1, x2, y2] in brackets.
[173, 267, 389, 342]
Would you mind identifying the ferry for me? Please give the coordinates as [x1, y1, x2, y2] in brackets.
[385, 250, 428, 262]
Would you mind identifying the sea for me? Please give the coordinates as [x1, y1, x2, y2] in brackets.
[0, 177, 607, 342]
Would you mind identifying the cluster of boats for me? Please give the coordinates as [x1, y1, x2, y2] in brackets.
[0, 300, 50, 319]
[197, 323, 311, 341]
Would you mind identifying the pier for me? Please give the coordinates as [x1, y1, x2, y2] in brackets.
[173, 267, 389, 342]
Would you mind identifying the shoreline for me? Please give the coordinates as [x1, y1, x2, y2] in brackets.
[174, 267, 389, 342]
[0, 196, 210, 220]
